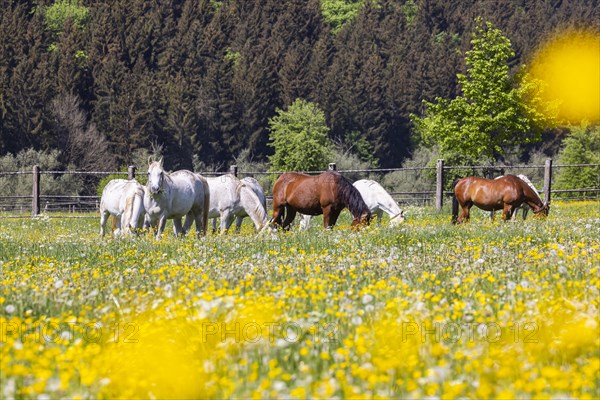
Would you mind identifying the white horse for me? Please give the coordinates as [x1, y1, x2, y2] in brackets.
[144, 158, 209, 238]
[492, 174, 542, 220]
[299, 179, 405, 229]
[99, 179, 145, 237]
[236, 177, 268, 231]
[206, 174, 268, 234]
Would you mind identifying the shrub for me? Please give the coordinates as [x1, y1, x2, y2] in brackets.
[554, 124, 600, 199]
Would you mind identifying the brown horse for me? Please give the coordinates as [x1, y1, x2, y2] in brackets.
[452, 175, 549, 224]
[271, 171, 371, 230]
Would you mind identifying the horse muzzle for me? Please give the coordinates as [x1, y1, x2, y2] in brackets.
[390, 211, 406, 226]
[352, 213, 371, 229]
[533, 203, 550, 217]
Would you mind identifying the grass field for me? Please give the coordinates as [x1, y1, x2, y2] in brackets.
[1, 202, 599, 399]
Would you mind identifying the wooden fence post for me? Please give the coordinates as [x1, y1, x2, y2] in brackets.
[328, 163, 336, 171]
[436, 159, 444, 210]
[32, 165, 40, 216]
[128, 165, 136, 180]
[230, 165, 238, 177]
[543, 158, 552, 204]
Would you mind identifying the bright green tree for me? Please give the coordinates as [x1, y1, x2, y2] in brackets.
[268, 99, 333, 172]
[43, 0, 90, 34]
[411, 18, 556, 166]
[320, 0, 363, 33]
[555, 124, 600, 198]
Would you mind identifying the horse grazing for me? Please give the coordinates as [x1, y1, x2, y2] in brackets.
[144, 158, 210, 238]
[99, 179, 145, 237]
[205, 174, 268, 234]
[271, 171, 371, 230]
[300, 179, 405, 229]
[491, 174, 543, 220]
[452, 175, 549, 224]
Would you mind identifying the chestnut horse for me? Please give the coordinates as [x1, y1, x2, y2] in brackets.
[452, 175, 549, 224]
[271, 171, 371, 230]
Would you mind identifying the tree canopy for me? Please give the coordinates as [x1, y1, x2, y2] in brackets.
[268, 99, 333, 172]
[0, 0, 596, 171]
[412, 18, 557, 166]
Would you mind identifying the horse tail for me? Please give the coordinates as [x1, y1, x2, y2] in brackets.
[130, 187, 145, 231]
[451, 177, 460, 224]
[121, 194, 135, 234]
[241, 185, 268, 230]
[111, 215, 119, 232]
[203, 179, 210, 236]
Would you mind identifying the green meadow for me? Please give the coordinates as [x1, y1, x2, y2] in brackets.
[1, 201, 599, 398]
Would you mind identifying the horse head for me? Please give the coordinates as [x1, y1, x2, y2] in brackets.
[258, 219, 276, 234]
[147, 158, 165, 195]
[389, 210, 406, 226]
[533, 202, 550, 218]
[351, 211, 372, 229]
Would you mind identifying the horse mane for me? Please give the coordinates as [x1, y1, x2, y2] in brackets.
[516, 174, 543, 203]
[231, 175, 245, 196]
[334, 173, 370, 219]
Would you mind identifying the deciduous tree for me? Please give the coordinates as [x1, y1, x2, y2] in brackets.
[411, 18, 556, 165]
[268, 99, 333, 172]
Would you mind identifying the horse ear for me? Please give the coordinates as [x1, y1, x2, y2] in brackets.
[158, 157, 163, 167]
[148, 156, 153, 166]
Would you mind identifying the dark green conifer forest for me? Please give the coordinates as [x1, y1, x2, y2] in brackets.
[0, 0, 598, 171]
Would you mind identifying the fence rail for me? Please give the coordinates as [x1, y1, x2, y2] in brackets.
[0, 159, 598, 217]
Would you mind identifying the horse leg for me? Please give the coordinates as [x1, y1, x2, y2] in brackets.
[220, 209, 234, 234]
[282, 207, 297, 231]
[299, 214, 311, 230]
[376, 210, 383, 226]
[182, 211, 199, 236]
[156, 215, 168, 239]
[119, 214, 129, 236]
[502, 204, 514, 221]
[322, 206, 332, 229]
[100, 210, 109, 237]
[235, 215, 244, 232]
[193, 210, 204, 238]
[182, 212, 194, 234]
[271, 205, 285, 229]
[113, 215, 121, 236]
[458, 203, 471, 224]
[327, 208, 342, 228]
[173, 217, 184, 236]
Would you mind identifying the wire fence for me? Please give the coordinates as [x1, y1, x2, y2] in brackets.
[0, 160, 598, 217]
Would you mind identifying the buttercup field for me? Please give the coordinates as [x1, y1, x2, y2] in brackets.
[1, 202, 598, 398]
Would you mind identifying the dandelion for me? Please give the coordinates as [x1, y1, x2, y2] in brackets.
[362, 294, 374, 304]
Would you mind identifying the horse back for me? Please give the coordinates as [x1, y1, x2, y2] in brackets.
[167, 170, 206, 215]
[273, 172, 323, 214]
[353, 179, 396, 213]
[101, 179, 136, 214]
[206, 174, 242, 214]
[241, 177, 267, 209]
[457, 175, 524, 210]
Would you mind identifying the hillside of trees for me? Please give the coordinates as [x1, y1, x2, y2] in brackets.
[1, 0, 598, 173]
